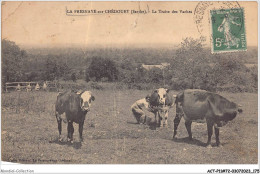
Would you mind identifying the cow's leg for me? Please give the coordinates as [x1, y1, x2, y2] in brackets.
[164, 111, 169, 127]
[185, 120, 192, 140]
[56, 113, 62, 141]
[155, 112, 160, 127]
[71, 122, 74, 143]
[153, 111, 159, 127]
[79, 122, 84, 142]
[214, 126, 221, 147]
[206, 120, 214, 148]
[67, 121, 71, 142]
[67, 121, 74, 143]
[58, 120, 62, 141]
[159, 112, 164, 128]
[173, 105, 183, 138]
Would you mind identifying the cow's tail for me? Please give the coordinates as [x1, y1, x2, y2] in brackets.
[170, 92, 184, 108]
[169, 94, 177, 107]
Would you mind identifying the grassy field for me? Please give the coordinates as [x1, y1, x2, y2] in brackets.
[1, 90, 258, 164]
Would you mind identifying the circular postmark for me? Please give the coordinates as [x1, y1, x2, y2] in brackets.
[194, 1, 242, 35]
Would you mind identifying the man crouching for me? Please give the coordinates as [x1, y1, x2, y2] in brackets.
[131, 95, 152, 124]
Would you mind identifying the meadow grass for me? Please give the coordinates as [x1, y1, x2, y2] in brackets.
[1, 90, 258, 164]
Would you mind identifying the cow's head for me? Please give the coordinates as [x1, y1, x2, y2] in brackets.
[79, 91, 95, 111]
[152, 88, 169, 106]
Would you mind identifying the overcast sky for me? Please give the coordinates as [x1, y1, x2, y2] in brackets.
[2, 1, 258, 48]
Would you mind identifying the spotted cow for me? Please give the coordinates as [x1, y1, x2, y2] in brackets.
[55, 90, 95, 143]
[149, 88, 174, 127]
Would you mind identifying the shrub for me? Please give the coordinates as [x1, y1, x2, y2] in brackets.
[86, 57, 119, 82]
[89, 81, 104, 90]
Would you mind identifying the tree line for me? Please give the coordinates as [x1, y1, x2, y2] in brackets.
[2, 39, 258, 92]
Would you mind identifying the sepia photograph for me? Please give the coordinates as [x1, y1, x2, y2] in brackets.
[1, 1, 258, 173]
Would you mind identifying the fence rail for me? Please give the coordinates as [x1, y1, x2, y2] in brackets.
[5, 81, 58, 92]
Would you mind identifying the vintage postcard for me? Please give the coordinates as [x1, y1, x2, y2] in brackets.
[1, 1, 258, 173]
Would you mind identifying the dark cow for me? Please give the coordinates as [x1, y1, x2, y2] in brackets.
[55, 90, 95, 143]
[173, 89, 243, 147]
[150, 88, 174, 127]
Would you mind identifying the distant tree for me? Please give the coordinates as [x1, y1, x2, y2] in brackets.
[26, 71, 41, 81]
[210, 54, 249, 91]
[170, 37, 211, 90]
[147, 68, 164, 84]
[71, 73, 77, 82]
[85, 70, 90, 82]
[44, 57, 56, 81]
[170, 37, 256, 92]
[2, 39, 27, 88]
[43, 56, 71, 81]
[120, 58, 137, 71]
[86, 57, 119, 82]
[118, 58, 139, 83]
[59, 62, 70, 80]
[78, 70, 85, 79]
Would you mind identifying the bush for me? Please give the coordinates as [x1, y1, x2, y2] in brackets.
[89, 81, 104, 90]
[86, 57, 119, 82]
[2, 39, 26, 86]
[71, 73, 77, 82]
[2, 39, 257, 93]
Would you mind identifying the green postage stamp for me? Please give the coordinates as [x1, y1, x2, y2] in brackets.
[210, 8, 246, 53]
